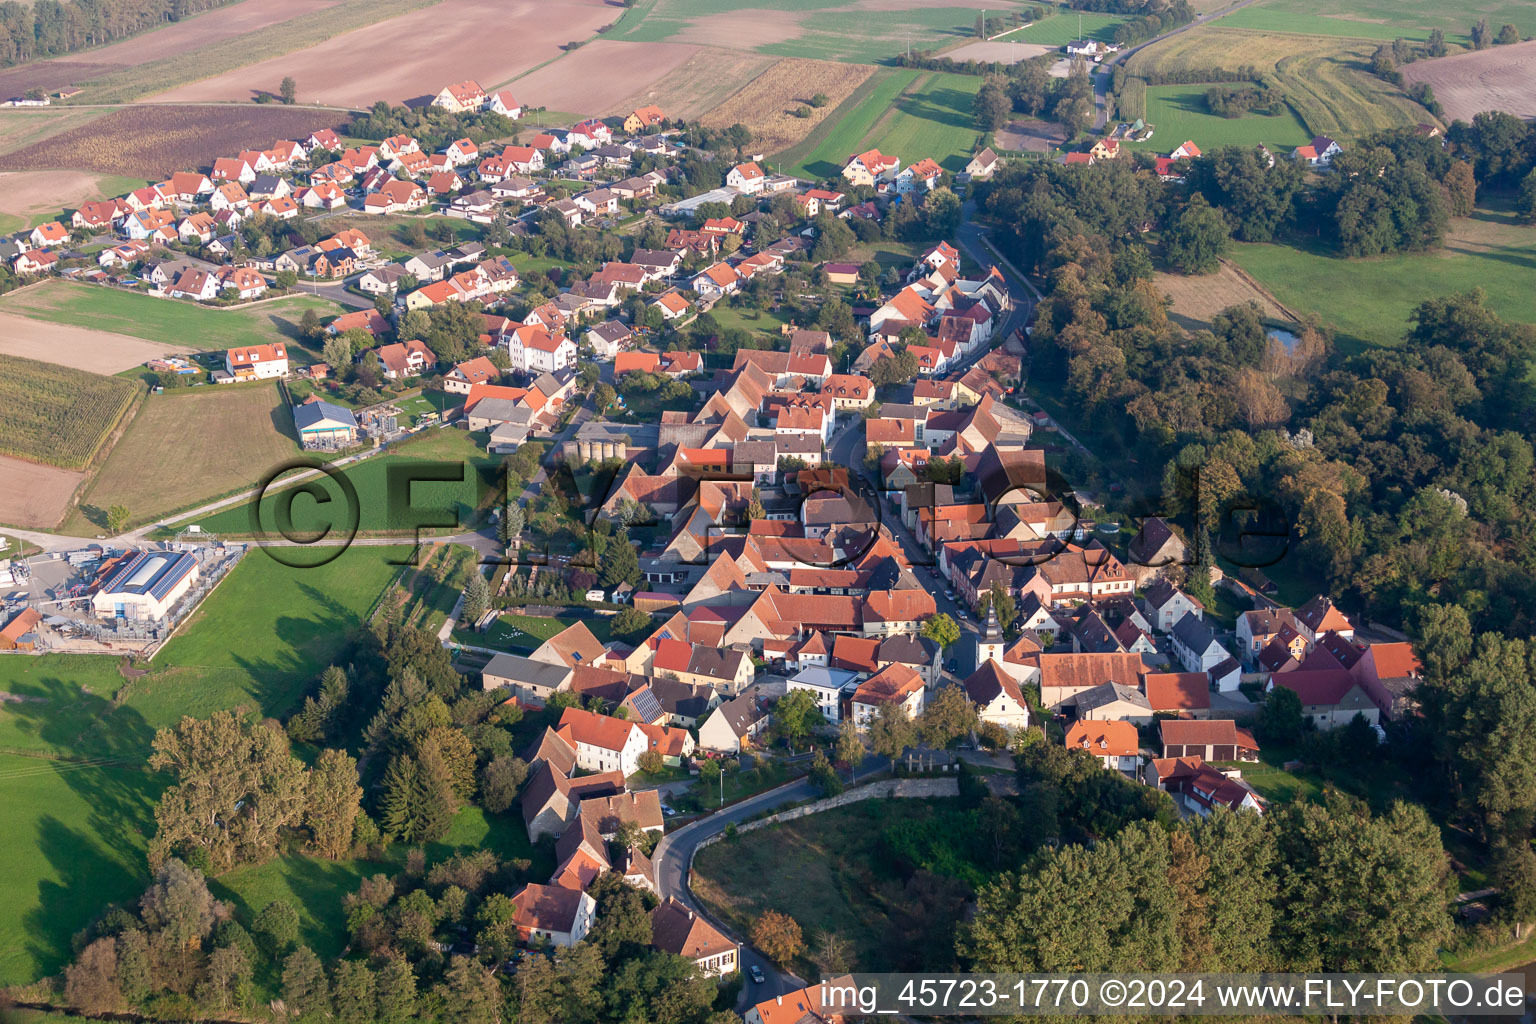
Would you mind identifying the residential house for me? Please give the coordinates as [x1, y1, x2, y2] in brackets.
[1170, 612, 1229, 674]
[443, 355, 500, 394]
[375, 338, 436, 379]
[1268, 670, 1380, 730]
[557, 706, 648, 775]
[1139, 579, 1203, 633]
[965, 147, 999, 179]
[726, 161, 766, 193]
[1146, 756, 1263, 816]
[650, 898, 738, 977]
[433, 80, 486, 113]
[1065, 719, 1140, 774]
[624, 105, 666, 133]
[842, 148, 900, 187]
[850, 663, 924, 730]
[696, 692, 769, 753]
[1295, 594, 1353, 644]
[786, 665, 859, 724]
[1293, 135, 1342, 167]
[224, 342, 288, 381]
[896, 157, 942, 193]
[510, 883, 595, 947]
[485, 89, 522, 117]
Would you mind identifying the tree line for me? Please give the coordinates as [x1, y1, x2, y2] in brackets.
[972, 128, 1536, 642]
[0, 0, 236, 66]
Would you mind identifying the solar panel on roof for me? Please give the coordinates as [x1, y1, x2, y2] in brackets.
[629, 688, 664, 723]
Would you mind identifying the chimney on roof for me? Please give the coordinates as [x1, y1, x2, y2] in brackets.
[776, 996, 783, 1005]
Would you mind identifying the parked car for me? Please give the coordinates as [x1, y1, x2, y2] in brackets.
[749, 965, 765, 984]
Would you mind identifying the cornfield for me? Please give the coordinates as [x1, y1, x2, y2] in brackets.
[0, 355, 139, 469]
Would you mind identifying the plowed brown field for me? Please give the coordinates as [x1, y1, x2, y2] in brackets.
[699, 58, 874, 154]
[146, 0, 620, 108]
[0, 106, 345, 178]
[1400, 40, 1536, 122]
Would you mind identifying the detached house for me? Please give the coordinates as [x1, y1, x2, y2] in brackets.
[624, 104, 666, 133]
[433, 79, 486, 113]
[1065, 719, 1139, 775]
[650, 898, 738, 977]
[842, 148, 900, 186]
[726, 161, 766, 194]
[375, 338, 436, 379]
[224, 342, 288, 381]
[510, 883, 595, 948]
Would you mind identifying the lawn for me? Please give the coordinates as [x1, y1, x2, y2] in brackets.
[692, 798, 962, 974]
[707, 302, 787, 339]
[64, 382, 301, 534]
[0, 753, 162, 987]
[1001, 11, 1130, 45]
[189, 427, 500, 537]
[1228, 204, 1536, 352]
[858, 72, 986, 173]
[462, 611, 614, 654]
[1120, 84, 1312, 151]
[0, 655, 165, 985]
[784, 69, 919, 179]
[139, 544, 407, 725]
[0, 280, 345, 353]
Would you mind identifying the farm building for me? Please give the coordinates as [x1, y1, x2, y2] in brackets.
[91, 550, 199, 622]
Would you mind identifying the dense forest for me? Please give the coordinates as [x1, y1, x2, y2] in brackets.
[0, 0, 237, 66]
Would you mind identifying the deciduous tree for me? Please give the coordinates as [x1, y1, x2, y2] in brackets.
[751, 910, 804, 968]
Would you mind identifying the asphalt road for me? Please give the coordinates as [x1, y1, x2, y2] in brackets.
[651, 757, 887, 1012]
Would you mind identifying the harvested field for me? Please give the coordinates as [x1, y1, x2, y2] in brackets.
[620, 48, 777, 121]
[0, 105, 346, 179]
[149, 0, 619, 108]
[1156, 261, 1291, 330]
[0, 61, 120, 100]
[994, 117, 1067, 153]
[68, 384, 300, 532]
[609, 0, 982, 62]
[943, 40, 1054, 63]
[504, 40, 703, 118]
[1219, 0, 1536, 42]
[0, 311, 192, 373]
[0, 171, 145, 233]
[0, 107, 115, 158]
[1125, 26, 1426, 139]
[0, 0, 345, 100]
[699, 57, 873, 153]
[0, 456, 84, 528]
[78, 0, 436, 104]
[1400, 41, 1536, 123]
[0, 355, 139, 470]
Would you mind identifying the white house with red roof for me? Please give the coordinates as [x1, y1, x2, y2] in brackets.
[485, 90, 521, 118]
[224, 342, 288, 381]
[1170, 139, 1202, 160]
[726, 161, 766, 194]
[432, 79, 486, 113]
[842, 148, 900, 186]
[28, 222, 69, 248]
